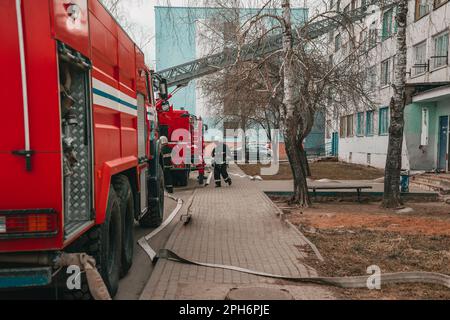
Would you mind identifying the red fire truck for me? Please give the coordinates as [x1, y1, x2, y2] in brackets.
[0, 0, 167, 298]
[156, 96, 207, 187]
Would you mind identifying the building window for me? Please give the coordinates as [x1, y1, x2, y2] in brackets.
[367, 66, 377, 91]
[415, 0, 430, 20]
[421, 107, 429, 145]
[368, 28, 378, 48]
[346, 114, 354, 137]
[366, 111, 374, 136]
[382, 9, 393, 40]
[432, 32, 449, 69]
[340, 116, 346, 138]
[434, 0, 449, 9]
[413, 41, 427, 75]
[381, 59, 391, 86]
[335, 33, 342, 52]
[356, 112, 364, 136]
[379, 107, 389, 135]
[351, 0, 357, 10]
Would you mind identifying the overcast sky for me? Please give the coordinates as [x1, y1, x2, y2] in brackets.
[121, 0, 324, 67]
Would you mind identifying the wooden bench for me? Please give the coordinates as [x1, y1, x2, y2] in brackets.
[308, 186, 373, 202]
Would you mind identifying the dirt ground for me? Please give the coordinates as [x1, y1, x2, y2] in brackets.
[239, 161, 384, 181]
[273, 200, 450, 300]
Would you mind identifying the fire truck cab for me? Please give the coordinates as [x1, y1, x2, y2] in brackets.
[0, 0, 166, 298]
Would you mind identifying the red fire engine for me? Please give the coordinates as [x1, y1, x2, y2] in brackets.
[0, 0, 168, 298]
[156, 94, 207, 187]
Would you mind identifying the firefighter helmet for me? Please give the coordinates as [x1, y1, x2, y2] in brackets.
[160, 136, 169, 145]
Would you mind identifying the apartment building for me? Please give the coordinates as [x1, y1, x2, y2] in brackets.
[325, 0, 450, 171]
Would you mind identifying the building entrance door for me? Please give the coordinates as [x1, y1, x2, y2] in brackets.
[438, 116, 448, 171]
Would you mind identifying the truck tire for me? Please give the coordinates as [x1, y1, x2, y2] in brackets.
[177, 169, 189, 187]
[198, 173, 205, 185]
[139, 165, 164, 228]
[62, 187, 122, 299]
[112, 175, 135, 277]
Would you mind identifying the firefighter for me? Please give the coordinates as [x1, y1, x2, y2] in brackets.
[161, 136, 174, 193]
[211, 139, 232, 188]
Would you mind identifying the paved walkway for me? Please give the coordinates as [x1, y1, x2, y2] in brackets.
[140, 165, 334, 300]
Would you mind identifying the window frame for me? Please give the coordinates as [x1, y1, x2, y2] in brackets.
[412, 40, 428, 76]
[378, 107, 390, 135]
[382, 8, 394, 40]
[415, 0, 430, 21]
[380, 58, 391, 87]
[340, 116, 347, 138]
[356, 112, 365, 136]
[432, 32, 449, 70]
[434, 0, 449, 9]
[368, 28, 378, 49]
[367, 65, 377, 91]
[366, 110, 374, 136]
[346, 114, 354, 138]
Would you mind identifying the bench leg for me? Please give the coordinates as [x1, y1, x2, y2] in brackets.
[357, 188, 361, 202]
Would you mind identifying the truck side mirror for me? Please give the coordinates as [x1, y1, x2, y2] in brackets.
[159, 79, 168, 100]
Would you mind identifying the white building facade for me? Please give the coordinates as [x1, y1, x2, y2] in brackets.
[324, 0, 450, 171]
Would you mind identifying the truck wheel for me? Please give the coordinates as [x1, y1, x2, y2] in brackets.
[198, 174, 205, 185]
[62, 187, 122, 299]
[112, 175, 135, 277]
[178, 169, 189, 187]
[139, 165, 164, 228]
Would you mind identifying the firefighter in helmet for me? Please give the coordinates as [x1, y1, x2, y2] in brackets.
[211, 138, 232, 188]
[161, 136, 174, 194]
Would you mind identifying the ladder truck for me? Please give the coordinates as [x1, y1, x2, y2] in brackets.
[0, 0, 168, 298]
[155, 86, 207, 187]
[155, 0, 397, 87]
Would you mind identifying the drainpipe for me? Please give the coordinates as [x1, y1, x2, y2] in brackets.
[13, 0, 34, 171]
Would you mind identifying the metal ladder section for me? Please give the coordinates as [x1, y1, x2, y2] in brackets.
[156, 0, 397, 87]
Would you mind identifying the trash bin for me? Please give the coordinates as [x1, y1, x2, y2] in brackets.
[400, 170, 410, 193]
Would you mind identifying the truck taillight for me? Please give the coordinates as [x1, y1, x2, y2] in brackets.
[0, 214, 57, 235]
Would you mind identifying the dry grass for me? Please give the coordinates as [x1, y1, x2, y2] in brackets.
[238, 161, 384, 181]
[274, 200, 450, 300]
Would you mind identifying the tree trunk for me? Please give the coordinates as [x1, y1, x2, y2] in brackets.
[382, 0, 408, 208]
[281, 0, 311, 206]
[299, 140, 311, 177]
[285, 129, 311, 207]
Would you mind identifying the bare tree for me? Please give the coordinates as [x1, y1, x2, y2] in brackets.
[382, 0, 408, 208]
[194, 1, 373, 206]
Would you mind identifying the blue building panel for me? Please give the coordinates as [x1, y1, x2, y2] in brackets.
[155, 6, 308, 116]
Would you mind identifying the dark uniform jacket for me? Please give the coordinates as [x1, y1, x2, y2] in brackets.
[212, 143, 232, 165]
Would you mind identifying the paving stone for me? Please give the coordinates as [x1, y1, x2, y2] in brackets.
[139, 165, 334, 300]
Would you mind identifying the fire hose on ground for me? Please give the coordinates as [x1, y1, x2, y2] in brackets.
[137, 184, 450, 293]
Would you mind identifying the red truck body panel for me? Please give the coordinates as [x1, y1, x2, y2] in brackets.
[0, 0, 155, 253]
[157, 105, 205, 172]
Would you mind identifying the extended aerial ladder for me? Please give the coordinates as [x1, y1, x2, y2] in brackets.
[156, 0, 397, 87]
